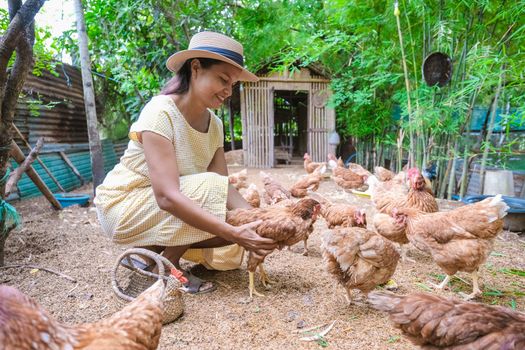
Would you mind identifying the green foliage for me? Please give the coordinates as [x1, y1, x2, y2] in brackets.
[43, 0, 525, 175]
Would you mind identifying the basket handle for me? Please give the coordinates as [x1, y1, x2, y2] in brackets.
[112, 248, 177, 302]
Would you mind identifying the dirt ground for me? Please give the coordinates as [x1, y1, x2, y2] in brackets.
[1, 165, 524, 349]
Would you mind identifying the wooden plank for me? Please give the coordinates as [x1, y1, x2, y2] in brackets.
[59, 151, 86, 184]
[10, 141, 62, 210]
[258, 77, 330, 83]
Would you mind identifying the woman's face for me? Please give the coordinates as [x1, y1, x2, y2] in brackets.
[191, 60, 242, 109]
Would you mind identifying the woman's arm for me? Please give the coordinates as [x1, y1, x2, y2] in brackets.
[208, 147, 252, 210]
[142, 131, 275, 253]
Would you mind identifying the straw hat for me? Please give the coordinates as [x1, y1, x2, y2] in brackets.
[166, 31, 259, 82]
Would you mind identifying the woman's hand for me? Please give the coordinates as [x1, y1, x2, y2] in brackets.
[227, 220, 277, 257]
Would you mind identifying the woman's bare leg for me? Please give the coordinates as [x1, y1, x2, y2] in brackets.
[161, 236, 232, 269]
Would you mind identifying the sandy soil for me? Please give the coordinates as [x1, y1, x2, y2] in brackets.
[1, 165, 524, 350]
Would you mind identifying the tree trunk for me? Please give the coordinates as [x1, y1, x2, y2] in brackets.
[0, 235, 5, 266]
[74, 0, 105, 193]
[0, 0, 48, 266]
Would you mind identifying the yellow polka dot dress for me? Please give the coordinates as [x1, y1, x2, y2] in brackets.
[94, 95, 243, 271]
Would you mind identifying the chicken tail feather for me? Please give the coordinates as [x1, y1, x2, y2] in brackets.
[367, 291, 403, 312]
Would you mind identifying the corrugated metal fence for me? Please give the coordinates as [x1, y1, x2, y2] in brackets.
[9, 140, 128, 200]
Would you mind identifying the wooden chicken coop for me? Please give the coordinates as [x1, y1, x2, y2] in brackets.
[240, 67, 335, 168]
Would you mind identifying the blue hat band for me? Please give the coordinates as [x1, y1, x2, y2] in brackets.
[192, 46, 244, 67]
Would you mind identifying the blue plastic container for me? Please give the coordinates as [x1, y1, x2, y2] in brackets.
[53, 193, 90, 208]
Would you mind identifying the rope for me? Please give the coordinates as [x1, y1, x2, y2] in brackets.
[0, 199, 21, 236]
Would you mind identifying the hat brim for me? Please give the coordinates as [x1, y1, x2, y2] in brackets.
[166, 49, 259, 82]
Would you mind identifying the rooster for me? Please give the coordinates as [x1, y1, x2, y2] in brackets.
[260, 171, 291, 205]
[228, 168, 248, 190]
[226, 198, 321, 297]
[290, 165, 326, 198]
[303, 152, 325, 174]
[369, 291, 525, 349]
[321, 227, 400, 304]
[392, 194, 509, 299]
[0, 280, 166, 350]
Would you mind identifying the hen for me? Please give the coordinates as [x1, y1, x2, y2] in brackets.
[373, 166, 396, 182]
[372, 168, 437, 215]
[260, 171, 291, 205]
[229, 168, 248, 190]
[242, 183, 261, 208]
[303, 152, 325, 174]
[321, 227, 400, 304]
[290, 165, 326, 198]
[226, 198, 321, 297]
[328, 159, 368, 190]
[369, 291, 525, 349]
[393, 194, 509, 299]
[312, 193, 366, 229]
[0, 280, 165, 350]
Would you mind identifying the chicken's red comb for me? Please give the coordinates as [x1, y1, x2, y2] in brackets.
[170, 268, 188, 284]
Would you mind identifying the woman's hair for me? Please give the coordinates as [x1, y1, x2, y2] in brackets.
[159, 58, 223, 95]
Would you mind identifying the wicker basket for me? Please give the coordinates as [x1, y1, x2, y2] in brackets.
[112, 248, 185, 324]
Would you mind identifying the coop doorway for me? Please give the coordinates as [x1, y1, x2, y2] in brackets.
[273, 90, 308, 164]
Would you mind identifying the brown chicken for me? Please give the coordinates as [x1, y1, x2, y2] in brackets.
[260, 171, 291, 205]
[326, 154, 372, 178]
[321, 227, 400, 304]
[311, 193, 367, 229]
[372, 168, 437, 215]
[229, 168, 248, 190]
[392, 194, 509, 299]
[328, 158, 368, 190]
[226, 198, 321, 297]
[0, 280, 165, 350]
[290, 165, 326, 198]
[369, 291, 525, 349]
[374, 166, 396, 182]
[242, 183, 261, 208]
[303, 152, 325, 174]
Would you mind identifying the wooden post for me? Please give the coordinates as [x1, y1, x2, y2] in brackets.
[10, 141, 62, 209]
[228, 98, 235, 150]
[74, 0, 105, 194]
[59, 151, 85, 184]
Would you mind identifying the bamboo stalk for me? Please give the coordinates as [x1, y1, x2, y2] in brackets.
[394, 1, 415, 167]
[479, 66, 505, 195]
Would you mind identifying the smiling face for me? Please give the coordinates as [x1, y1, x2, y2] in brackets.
[190, 59, 242, 109]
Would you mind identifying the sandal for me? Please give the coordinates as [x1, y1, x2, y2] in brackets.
[179, 271, 217, 295]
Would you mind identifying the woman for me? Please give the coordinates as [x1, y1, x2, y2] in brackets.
[94, 32, 276, 294]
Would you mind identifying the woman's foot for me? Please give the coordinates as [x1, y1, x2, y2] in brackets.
[180, 271, 217, 295]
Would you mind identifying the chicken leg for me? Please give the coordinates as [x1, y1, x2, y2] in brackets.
[400, 245, 415, 263]
[249, 271, 265, 298]
[258, 264, 275, 288]
[430, 275, 451, 290]
[460, 270, 482, 300]
[302, 238, 309, 256]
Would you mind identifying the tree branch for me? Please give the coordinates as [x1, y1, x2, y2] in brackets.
[0, 0, 46, 116]
[5, 137, 43, 197]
